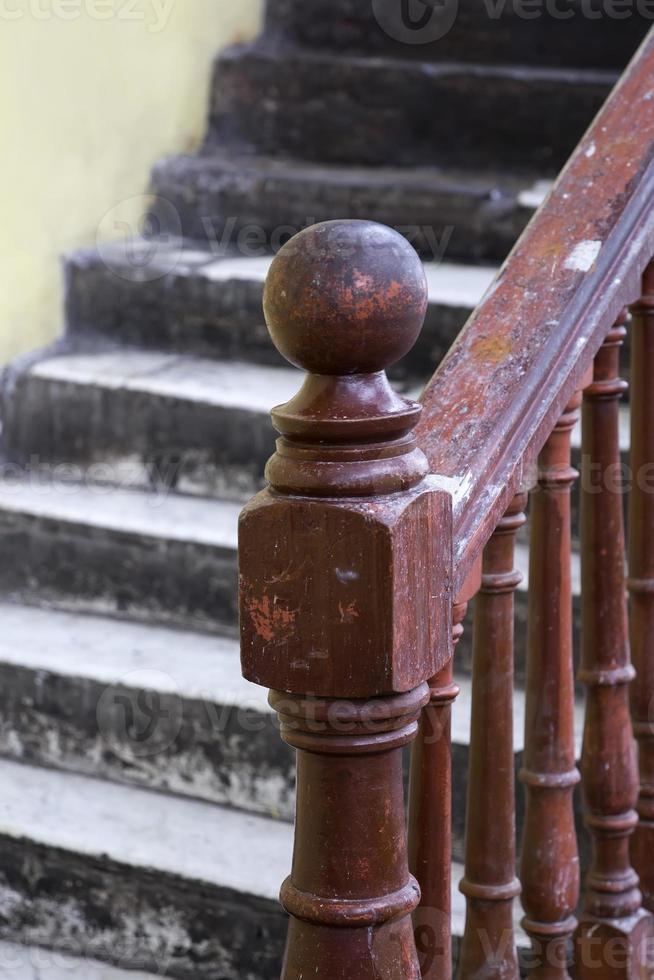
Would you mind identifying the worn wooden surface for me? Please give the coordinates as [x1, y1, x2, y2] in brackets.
[272, 684, 428, 979]
[458, 495, 526, 980]
[417, 29, 654, 593]
[629, 263, 654, 915]
[577, 318, 653, 977]
[408, 603, 462, 980]
[239, 220, 454, 977]
[520, 395, 581, 980]
[240, 221, 453, 698]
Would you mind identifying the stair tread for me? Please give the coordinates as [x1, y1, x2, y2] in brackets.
[0, 601, 265, 710]
[28, 348, 302, 414]
[0, 757, 289, 901]
[0, 474, 242, 549]
[229, 42, 620, 81]
[0, 940, 161, 978]
[163, 147, 550, 196]
[0, 755, 525, 941]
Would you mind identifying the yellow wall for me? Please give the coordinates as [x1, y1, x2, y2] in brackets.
[0, 0, 263, 363]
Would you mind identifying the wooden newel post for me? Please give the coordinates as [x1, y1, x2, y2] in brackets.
[238, 220, 453, 979]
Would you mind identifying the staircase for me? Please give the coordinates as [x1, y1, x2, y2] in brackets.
[0, 4, 648, 977]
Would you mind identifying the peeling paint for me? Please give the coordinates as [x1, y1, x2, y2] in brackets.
[564, 240, 602, 273]
[338, 601, 360, 624]
[245, 593, 297, 643]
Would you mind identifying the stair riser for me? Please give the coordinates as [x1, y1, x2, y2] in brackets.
[2, 373, 277, 501]
[150, 155, 533, 263]
[65, 254, 470, 379]
[0, 838, 286, 980]
[0, 510, 238, 633]
[208, 47, 613, 172]
[0, 661, 295, 821]
[65, 254, 278, 364]
[265, 0, 649, 69]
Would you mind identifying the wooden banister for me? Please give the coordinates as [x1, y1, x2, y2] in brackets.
[239, 27, 654, 980]
[417, 28, 654, 593]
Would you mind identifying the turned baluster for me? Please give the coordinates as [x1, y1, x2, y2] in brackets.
[458, 494, 526, 980]
[520, 394, 582, 980]
[239, 220, 453, 979]
[576, 313, 653, 978]
[409, 574, 479, 980]
[629, 263, 654, 915]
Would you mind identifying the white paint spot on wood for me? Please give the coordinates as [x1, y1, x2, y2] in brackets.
[564, 241, 601, 273]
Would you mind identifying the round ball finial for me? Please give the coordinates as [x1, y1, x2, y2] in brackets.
[263, 220, 428, 376]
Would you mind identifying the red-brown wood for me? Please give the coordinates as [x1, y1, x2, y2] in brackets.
[629, 262, 654, 914]
[239, 220, 453, 978]
[408, 604, 462, 980]
[271, 685, 429, 979]
[408, 563, 481, 980]
[520, 394, 582, 980]
[576, 316, 653, 978]
[416, 30, 654, 596]
[458, 494, 526, 980]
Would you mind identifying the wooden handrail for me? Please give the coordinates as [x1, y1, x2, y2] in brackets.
[417, 27, 654, 595]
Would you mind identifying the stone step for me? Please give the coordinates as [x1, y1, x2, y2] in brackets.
[205, 43, 615, 173]
[65, 241, 498, 375]
[0, 941, 162, 978]
[0, 600, 590, 870]
[0, 756, 528, 977]
[264, 0, 649, 70]
[0, 400, 629, 639]
[150, 151, 544, 263]
[0, 478, 241, 632]
[2, 348, 632, 503]
[0, 758, 288, 978]
[0, 602, 292, 820]
[1, 349, 300, 500]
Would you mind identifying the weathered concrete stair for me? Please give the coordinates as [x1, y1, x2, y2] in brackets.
[0, 744, 541, 978]
[205, 43, 614, 172]
[149, 8, 646, 263]
[0, 600, 590, 869]
[4, 250, 499, 499]
[0, 472, 590, 663]
[0, 479, 241, 632]
[65, 241, 498, 370]
[150, 153, 544, 262]
[0, 940, 163, 978]
[265, 0, 649, 69]
[0, 5, 639, 970]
